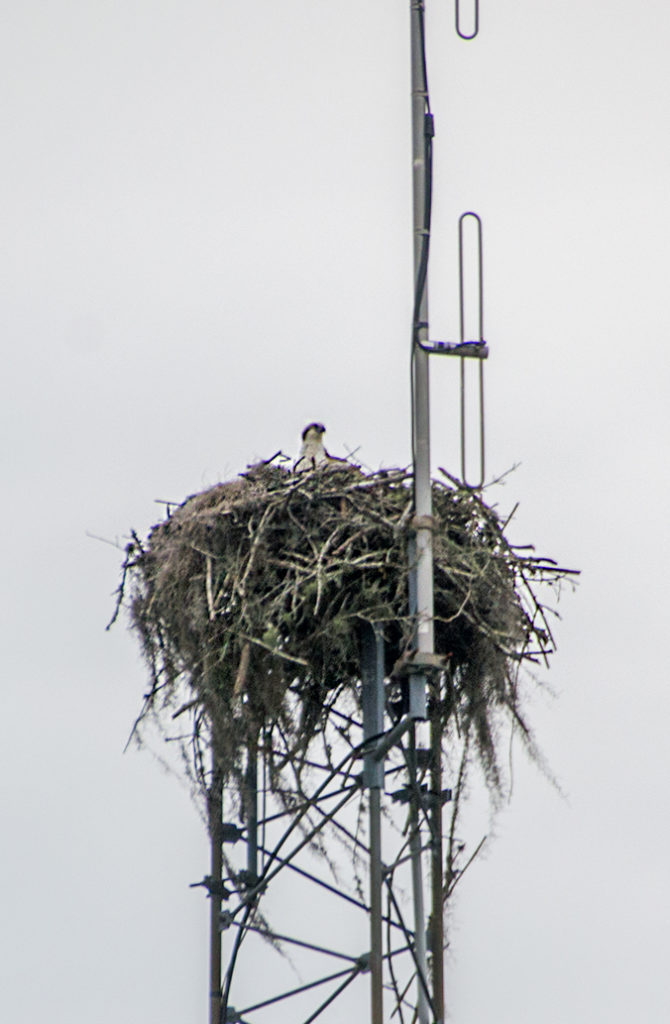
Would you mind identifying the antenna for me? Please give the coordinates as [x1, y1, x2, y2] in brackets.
[117, 10, 572, 1015]
[204, 5, 487, 1023]
[408, 8, 486, 1015]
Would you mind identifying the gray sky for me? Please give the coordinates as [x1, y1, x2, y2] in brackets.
[3, 1, 669, 1021]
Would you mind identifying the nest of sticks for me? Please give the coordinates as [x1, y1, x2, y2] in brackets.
[113, 457, 574, 809]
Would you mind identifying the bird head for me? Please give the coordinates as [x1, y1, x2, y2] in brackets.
[301, 422, 326, 442]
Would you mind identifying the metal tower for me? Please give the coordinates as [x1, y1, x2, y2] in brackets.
[201, 4, 488, 1022]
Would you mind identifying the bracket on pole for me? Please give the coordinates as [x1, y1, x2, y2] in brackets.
[417, 339, 488, 359]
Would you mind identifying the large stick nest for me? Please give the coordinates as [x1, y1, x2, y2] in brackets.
[115, 458, 574, 804]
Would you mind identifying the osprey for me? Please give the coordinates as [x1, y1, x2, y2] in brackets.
[294, 422, 331, 473]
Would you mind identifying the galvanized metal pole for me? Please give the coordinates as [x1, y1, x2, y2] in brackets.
[430, 704, 445, 1024]
[408, 727, 431, 1024]
[208, 754, 223, 1024]
[409, 0, 434, 724]
[361, 624, 385, 1024]
[369, 788, 383, 1023]
[245, 740, 258, 881]
[409, 5, 434, 1021]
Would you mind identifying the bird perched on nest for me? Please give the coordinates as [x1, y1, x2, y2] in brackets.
[293, 423, 359, 481]
[294, 422, 335, 472]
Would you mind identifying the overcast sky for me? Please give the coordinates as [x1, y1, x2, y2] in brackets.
[3, 1, 670, 1021]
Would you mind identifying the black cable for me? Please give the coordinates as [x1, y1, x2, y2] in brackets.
[411, 112, 434, 339]
[417, 0, 431, 112]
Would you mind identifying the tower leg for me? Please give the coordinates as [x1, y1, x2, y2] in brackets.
[360, 623, 385, 1024]
[430, 699, 445, 1023]
[245, 740, 258, 881]
[408, 727, 431, 1024]
[208, 756, 223, 1024]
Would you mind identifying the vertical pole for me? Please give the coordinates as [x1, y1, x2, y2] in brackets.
[361, 624, 385, 1024]
[408, 727, 431, 1024]
[369, 789, 383, 1024]
[409, 5, 433, 1019]
[410, 0, 434, 720]
[208, 753, 223, 1024]
[245, 739, 258, 881]
[430, 702, 445, 1023]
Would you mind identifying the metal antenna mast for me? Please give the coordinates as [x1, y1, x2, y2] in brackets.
[407, 10, 433, 1021]
[198, 5, 488, 1024]
[409, 0, 435, 723]
[408, 4, 485, 1023]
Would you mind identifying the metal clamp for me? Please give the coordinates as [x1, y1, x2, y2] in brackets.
[418, 339, 488, 358]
